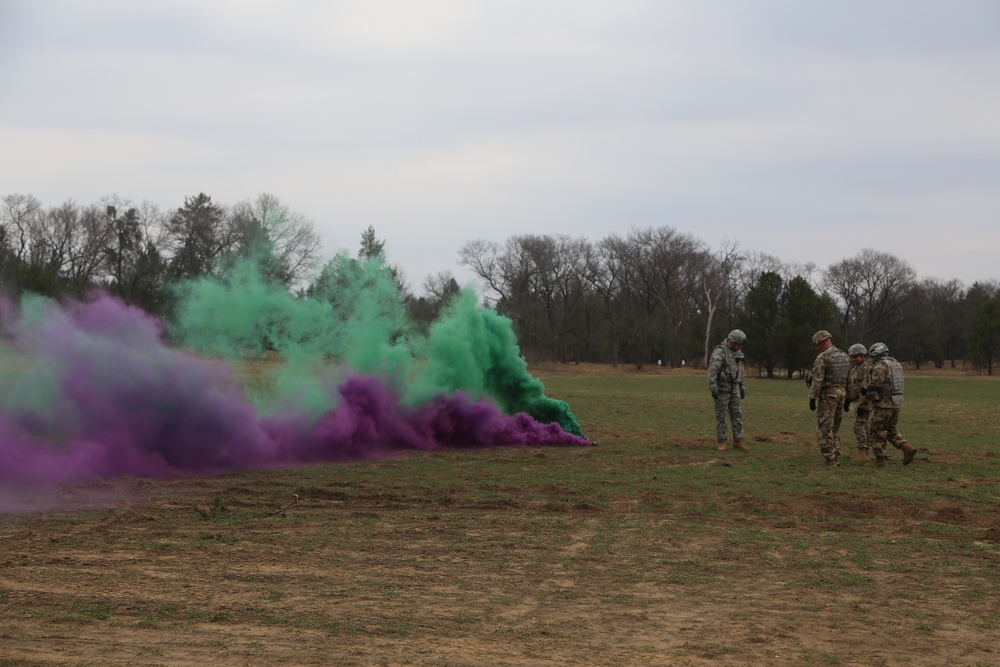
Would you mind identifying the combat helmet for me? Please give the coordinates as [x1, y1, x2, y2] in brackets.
[869, 342, 889, 358]
[847, 343, 868, 357]
[811, 330, 833, 346]
[726, 329, 746, 345]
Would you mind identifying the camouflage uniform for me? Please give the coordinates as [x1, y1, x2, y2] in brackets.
[708, 341, 746, 446]
[809, 343, 851, 462]
[866, 355, 908, 461]
[846, 356, 873, 454]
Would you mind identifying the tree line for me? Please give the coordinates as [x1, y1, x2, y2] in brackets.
[0, 192, 461, 334]
[458, 232, 1000, 376]
[3, 192, 998, 375]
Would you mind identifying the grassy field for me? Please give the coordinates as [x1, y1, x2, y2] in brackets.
[1, 364, 998, 666]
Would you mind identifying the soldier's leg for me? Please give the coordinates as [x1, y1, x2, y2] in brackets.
[853, 408, 871, 460]
[816, 393, 837, 463]
[885, 410, 907, 450]
[714, 392, 731, 447]
[830, 389, 845, 459]
[854, 409, 870, 451]
[869, 408, 889, 463]
[729, 393, 744, 441]
[729, 393, 748, 452]
[883, 409, 917, 464]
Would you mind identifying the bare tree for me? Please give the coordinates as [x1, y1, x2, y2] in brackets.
[603, 230, 657, 368]
[458, 236, 534, 343]
[701, 239, 744, 365]
[229, 193, 322, 288]
[581, 234, 627, 367]
[734, 251, 786, 299]
[609, 227, 704, 368]
[459, 235, 592, 361]
[823, 249, 917, 346]
[1, 193, 43, 266]
[48, 201, 115, 289]
[524, 234, 590, 361]
[407, 271, 462, 330]
[0, 196, 112, 295]
[423, 271, 461, 303]
[549, 236, 591, 362]
[459, 239, 506, 308]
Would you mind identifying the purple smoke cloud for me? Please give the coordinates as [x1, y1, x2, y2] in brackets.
[0, 295, 590, 492]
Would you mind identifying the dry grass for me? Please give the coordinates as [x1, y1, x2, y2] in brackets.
[1, 367, 998, 666]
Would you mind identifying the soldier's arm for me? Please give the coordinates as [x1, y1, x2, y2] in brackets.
[707, 349, 721, 394]
[809, 354, 827, 400]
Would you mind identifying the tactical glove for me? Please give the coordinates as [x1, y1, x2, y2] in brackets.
[809, 398, 816, 411]
[739, 385, 746, 399]
[844, 399, 851, 412]
[866, 390, 880, 402]
[711, 389, 719, 399]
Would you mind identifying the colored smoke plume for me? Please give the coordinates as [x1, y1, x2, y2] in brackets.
[0, 258, 588, 497]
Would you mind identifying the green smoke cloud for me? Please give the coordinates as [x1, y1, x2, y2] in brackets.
[169, 255, 584, 437]
[415, 289, 583, 436]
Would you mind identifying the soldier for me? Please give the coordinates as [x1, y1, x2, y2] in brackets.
[808, 330, 851, 466]
[708, 329, 748, 452]
[845, 343, 874, 461]
[865, 342, 917, 466]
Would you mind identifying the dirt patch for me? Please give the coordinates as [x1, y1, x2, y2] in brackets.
[1, 462, 998, 667]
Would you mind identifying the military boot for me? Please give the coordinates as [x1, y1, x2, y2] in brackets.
[901, 444, 917, 466]
[825, 457, 840, 467]
[717, 442, 728, 451]
[856, 449, 871, 462]
[733, 440, 749, 453]
[874, 454, 887, 467]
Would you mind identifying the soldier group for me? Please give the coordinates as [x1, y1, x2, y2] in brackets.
[707, 329, 917, 467]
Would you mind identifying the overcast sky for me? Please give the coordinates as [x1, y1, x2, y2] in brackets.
[2, 0, 998, 292]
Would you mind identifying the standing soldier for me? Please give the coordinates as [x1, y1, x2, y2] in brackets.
[845, 343, 874, 461]
[866, 342, 918, 466]
[808, 330, 851, 466]
[708, 329, 749, 452]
